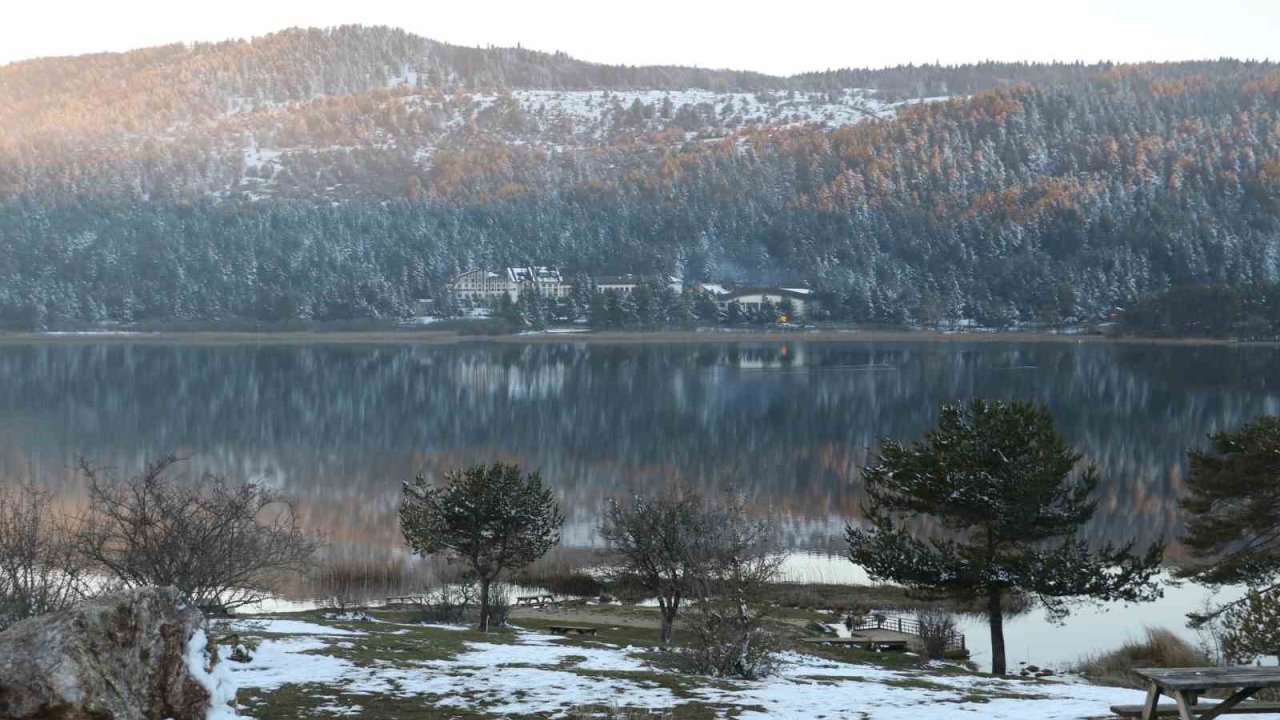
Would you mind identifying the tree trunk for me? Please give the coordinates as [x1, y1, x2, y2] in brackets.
[987, 585, 1006, 676]
[659, 597, 679, 645]
[478, 576, 491, 633]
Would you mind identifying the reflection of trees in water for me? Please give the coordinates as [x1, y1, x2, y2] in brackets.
[0, 341, 1277, 554]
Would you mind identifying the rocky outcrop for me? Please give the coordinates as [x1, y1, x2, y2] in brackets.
[0, 586, 236, 720]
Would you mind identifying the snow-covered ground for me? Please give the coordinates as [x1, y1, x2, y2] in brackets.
[221, 616, 1154, 719]
[233, 85, 949, 193]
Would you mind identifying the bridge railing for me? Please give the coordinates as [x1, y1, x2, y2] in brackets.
[846, 612, 967, 654]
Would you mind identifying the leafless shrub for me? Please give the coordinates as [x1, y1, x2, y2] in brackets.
[73, 455, 322, 612]
[915, 608, 959, 660]
[1220, 588, 1280, 666]
[0, 483, 90, 629]
[415, 582, 475, 624]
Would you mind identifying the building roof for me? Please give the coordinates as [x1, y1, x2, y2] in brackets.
[507, 266, 564, 283]
[450, 268, 503, 282]
[594, 274, 640, 285]
[722, 287, 812, 301]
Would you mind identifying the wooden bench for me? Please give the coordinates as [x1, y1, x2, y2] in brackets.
[546, 624, 599, 636]
[800, 637, 909, 652]
[1128, 667, 1280, 719]
[1112, 702, 1280, 718]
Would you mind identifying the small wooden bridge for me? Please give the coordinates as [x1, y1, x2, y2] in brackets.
[839, 612, 968, 658]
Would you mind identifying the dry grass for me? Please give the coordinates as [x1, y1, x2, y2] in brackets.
[302, 557, 437, 604]
[1075, 628, 1211, 689]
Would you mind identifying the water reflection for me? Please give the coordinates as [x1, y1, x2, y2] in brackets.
[1, 340, 1278, 558]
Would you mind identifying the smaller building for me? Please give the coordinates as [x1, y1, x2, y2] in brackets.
[717, 287, 812, 321]
[594, 274, 641, 294]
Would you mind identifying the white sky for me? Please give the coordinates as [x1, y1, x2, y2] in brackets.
[1, 0, 1276, 74]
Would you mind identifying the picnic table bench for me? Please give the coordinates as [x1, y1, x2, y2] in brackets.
[1114, 667, 1280, 719]
[515, 594, 556, 608]
[800, 637, 909, 652]
[546, 624, 599, 636]
[384, 595, 428, 606]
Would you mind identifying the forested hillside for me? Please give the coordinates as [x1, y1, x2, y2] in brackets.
[1, 25, 1277, 327]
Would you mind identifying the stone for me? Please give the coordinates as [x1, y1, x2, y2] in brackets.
[0, 586, 235, 720]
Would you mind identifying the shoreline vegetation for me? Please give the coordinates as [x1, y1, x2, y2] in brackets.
[2, 326, 1278, 346]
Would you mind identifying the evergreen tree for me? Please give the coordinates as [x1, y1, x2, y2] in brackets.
[588, 290, 611, 328]
[725, 302, 744, 326]
[695, 292, 722, 324]
[632, 282, 657, 328]
[756, 299, 779, 325]
[497, 293, 523, 327]
[1176, 416, 1280, 589]
[779, 297, 796, 323]
[399, 463, 563, 632]
[435, 289, 461, 318]
[671, 289, 697, 328]
[846, 399, 1163, 675]
[618, 291, 640, 328]
[518, 289, 547, 330]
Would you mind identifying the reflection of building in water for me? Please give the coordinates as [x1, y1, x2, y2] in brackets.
[727, 344, 808, 369]
[449, 355, 567, 400]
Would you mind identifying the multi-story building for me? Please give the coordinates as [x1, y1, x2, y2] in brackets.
[447, 267, 573, 303]
[447, 268, 515, 302]
[507, 267, 573, 299]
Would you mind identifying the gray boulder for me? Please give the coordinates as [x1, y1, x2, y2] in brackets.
[0, 586, 235, 720]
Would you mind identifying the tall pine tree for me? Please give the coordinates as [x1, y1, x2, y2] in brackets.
[847, 399, 1163, 675]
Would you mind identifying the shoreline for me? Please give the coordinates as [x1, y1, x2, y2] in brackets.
[0, 327, 1275, 347]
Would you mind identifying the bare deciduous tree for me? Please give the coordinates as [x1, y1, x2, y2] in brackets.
[601, 489, 712, 645]
[74, 455, 321, 612]
[0, 482, 89, 629]
[687, 493, 784, 679]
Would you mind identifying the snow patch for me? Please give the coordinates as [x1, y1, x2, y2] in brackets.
[184, 628, 239, 720]
[229, 619, 365, 636]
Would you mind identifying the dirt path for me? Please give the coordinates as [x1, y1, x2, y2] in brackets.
[509, 603, 663, 629]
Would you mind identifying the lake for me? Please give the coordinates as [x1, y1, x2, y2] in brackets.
[2, 337, 1277, 666]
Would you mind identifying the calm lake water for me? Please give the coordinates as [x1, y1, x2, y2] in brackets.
[2, 337, 1277, 666]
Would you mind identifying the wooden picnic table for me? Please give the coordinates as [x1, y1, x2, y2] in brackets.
[384, 595, 428, 606]
[1118, 667, 1280, 719]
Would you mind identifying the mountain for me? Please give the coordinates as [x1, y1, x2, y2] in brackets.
[0, 26, 1278, 327]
